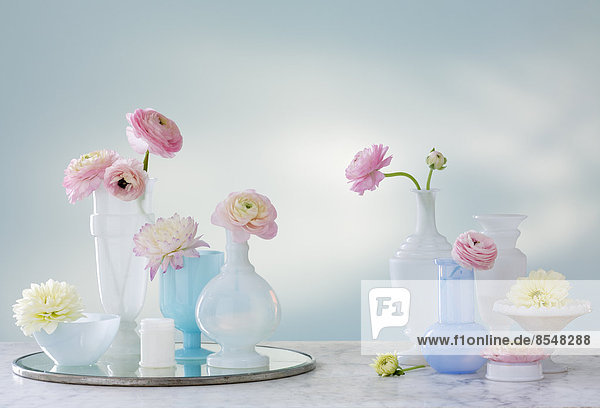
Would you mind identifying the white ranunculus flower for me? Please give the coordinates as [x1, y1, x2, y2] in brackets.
[13, 279, 85, 336]
[507, 269, 570, 308]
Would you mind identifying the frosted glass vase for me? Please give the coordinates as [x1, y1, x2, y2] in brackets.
[389, 189, 452, 364]
[195, 231, 280, 369]
[90, 179, 156, 356]
[422, 259, 486, 374]
[160, 251, 224, 361]
[473, 214, 527, 331]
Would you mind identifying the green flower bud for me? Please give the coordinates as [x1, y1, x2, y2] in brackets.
[426, 148, 447, 170]
[371, 353, 399, 377]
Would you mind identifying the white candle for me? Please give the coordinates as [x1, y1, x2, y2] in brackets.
[139, 318, 175, 368]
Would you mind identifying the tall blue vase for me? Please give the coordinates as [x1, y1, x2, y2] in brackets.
[422, 258, 486, 374]
[160, 250, 224, 360]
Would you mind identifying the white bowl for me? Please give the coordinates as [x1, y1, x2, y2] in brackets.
[493, 299, 592, 331]
[33, 313, 120, 366]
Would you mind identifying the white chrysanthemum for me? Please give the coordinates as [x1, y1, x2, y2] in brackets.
[133, 213, 209, 281]
[507, 269, 570, 308]
[13, 279, 85, 336]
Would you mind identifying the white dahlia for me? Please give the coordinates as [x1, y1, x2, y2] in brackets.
[507, 269, 570, 308]
[133, 213, 210, 281]
[13, 279, 85, 336]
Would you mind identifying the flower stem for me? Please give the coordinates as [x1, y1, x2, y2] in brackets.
[402, 365, 426, 372]
[426, 168, 433, 190]
[143, 150, 150, 172]
[383, 172, 421, 190]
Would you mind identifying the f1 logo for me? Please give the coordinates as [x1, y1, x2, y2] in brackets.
[368, 287, 410, 339]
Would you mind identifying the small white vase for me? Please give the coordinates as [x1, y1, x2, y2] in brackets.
[389, 189, 452, 364]
[195, 231, 280, 369]
[90, 179, 156, 356]
[474, 214, 527, 331]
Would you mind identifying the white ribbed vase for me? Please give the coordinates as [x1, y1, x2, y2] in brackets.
[90, 179, 156, 357]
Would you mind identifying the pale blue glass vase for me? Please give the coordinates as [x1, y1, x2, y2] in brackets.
[422, 258, 487, 374]
[160, 250, 224, 361]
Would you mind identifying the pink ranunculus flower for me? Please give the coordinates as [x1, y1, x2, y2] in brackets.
[133, 214, 210, 281]
[451, 230, 498, 271]
[211, 189, 278, 243]
[63, 150, 120, 203]
[126, 108, 183, 158]
[345, 144, 393, 195]
[103, 158, 147, 201]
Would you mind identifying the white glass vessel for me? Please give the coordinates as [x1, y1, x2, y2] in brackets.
[33, 313, 120, 366]
[494, 299, 592, 373]
[389, 189, 452, 364]
[474, 214, 527, 331]
[90, 179, 156, 357]
[195, 231, 280, 369]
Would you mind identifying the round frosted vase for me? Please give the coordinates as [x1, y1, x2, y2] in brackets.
[388, 189, 452, 364]
[90, 179, 156, 356]
[195, 232, 280, 369]
[160, 251, 224, 360]
[422, 259, 486, 374]
[473, 214, 527, 331]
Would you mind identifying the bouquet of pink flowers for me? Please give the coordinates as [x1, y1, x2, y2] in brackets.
[63, 108, 183, 203]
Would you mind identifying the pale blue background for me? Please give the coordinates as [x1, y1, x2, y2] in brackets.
[1, 1, 599, 342]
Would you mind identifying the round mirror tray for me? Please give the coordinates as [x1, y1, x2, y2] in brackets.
[12, 344, 316, 386]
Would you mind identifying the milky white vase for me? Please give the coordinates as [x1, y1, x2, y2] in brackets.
[389, 189, 452, 364]
[90, 179, 155, 357]
[195, 231, 281, 369]
[494, 299, 592, 373]
[474, 214, 527, 331]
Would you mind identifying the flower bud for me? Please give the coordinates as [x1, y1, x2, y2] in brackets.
[426, 149, 447, 170]
[370, 353, 399, 377]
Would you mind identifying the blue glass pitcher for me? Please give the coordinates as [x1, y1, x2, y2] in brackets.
[422, 258, 487, 374]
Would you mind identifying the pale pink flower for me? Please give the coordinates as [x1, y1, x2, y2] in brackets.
[452, 230, 498, 271]
[345, 144, 392, 195]
[63, 150, 119, 203]
[211, 189, 278, 243]
[103, 158, 147, 201]
[133, 214, 210, 281]
[126, 108, 183, 158]
[483, 346, 547, 363]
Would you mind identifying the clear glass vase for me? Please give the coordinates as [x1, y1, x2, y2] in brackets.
[473, 214, 527, 331]
[389, 189, 452, 364]
[195, 231, 280, 369]
[160, 250, 224, 361]
[422, 259, 486, 374]
[90, 179, 156, 357]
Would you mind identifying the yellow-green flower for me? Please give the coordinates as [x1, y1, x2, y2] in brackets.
[371, 353, 399, 376]
[12, 279, 85, 336]
[370, 353, 425, 377]
[507, 269, 570, 308]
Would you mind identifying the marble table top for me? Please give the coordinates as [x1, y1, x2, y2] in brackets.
[2, 341, 599, 407]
